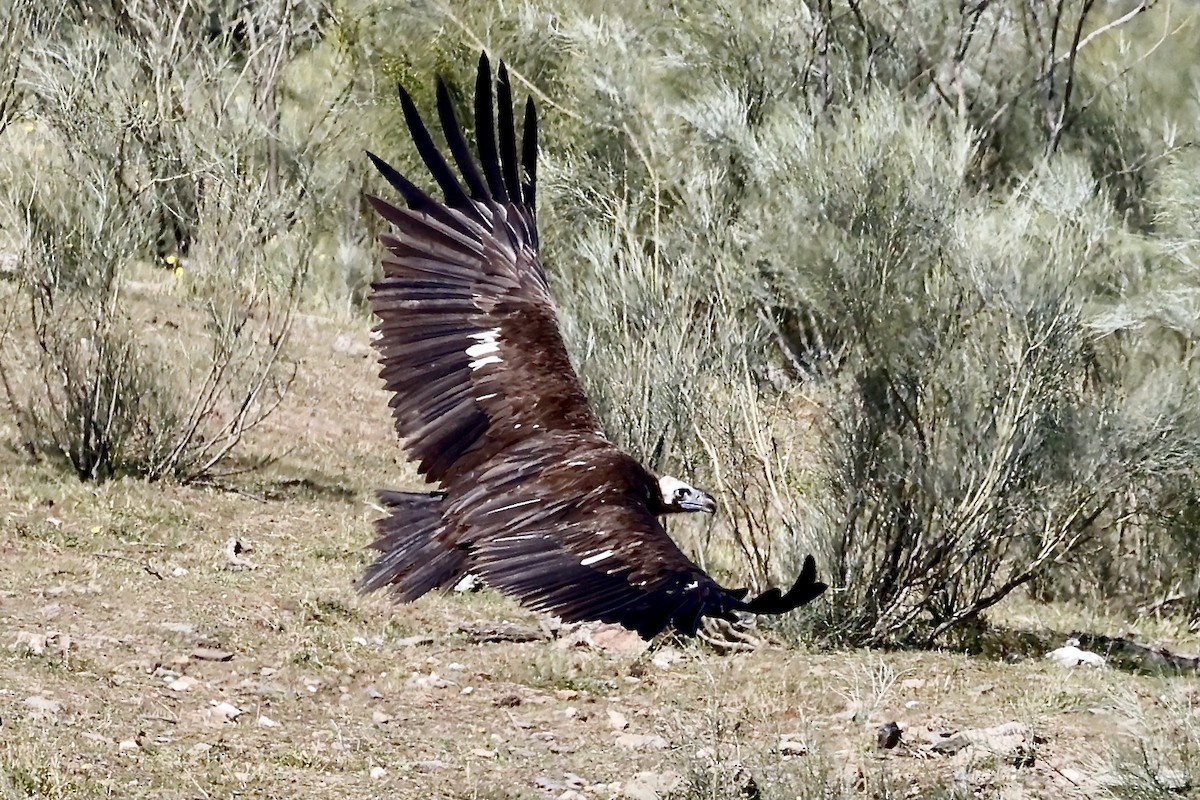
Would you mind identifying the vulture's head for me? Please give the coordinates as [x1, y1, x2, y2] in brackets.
[657, 475, 717, 515]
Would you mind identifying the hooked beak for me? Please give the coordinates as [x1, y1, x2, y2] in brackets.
[679, 489, 717, 514]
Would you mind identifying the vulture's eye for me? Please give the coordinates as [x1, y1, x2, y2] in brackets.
[674, 488, 688, 501]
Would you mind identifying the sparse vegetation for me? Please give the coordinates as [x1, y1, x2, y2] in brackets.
[2, 0, 1200, 797]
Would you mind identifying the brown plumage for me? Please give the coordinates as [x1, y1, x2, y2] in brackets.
[360, 53, 827, 639]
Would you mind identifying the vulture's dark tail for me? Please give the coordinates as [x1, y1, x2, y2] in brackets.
[359, 490, 466, 599]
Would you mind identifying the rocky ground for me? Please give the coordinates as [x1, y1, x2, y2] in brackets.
[2, 317, 1197, 799]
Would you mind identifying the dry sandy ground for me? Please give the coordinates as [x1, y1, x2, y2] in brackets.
[2, 316, 1198, 799]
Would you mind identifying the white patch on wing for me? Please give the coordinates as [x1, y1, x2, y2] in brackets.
[466, 328, 502, 370]
[470, 355, 502, 370]
[485, 498, 539, 516]
[566, 460, 587, 467]
[493, 532, 540, 543]
[476, 392, 498, 401]
[580, 549, 614, 567]
[465, 328, 500, 357]
[683, 580, 699, 591]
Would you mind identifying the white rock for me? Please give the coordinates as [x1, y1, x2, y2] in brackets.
[615, 732, 669, 750]
[13, 633, 46, 654]
[24, 695, 61, 714]
[779, 737, 807, 756]
[257, 715, 278, 728]
[453, 573, 482, 592]
[372, 710, 392, 724]
[651, 648, 684, 669]
[212, 701, 242, 721]
[369, 766, 387, 780]
[1156, 768, 1190, 792]
[607, 709, 629, 730]
[623, 770, 682, 800]
[118, 739, 139, 751]
[169, 676, 198, 692]
[1048, 646, 1106, 669]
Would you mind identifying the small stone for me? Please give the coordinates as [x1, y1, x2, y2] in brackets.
[169, 676, 199, 692]
[615, 732, 669, 750]
[222, 536, 256, 569]
[257, 715, 278, 727]
[171, 566, 189, 577]
[607, 709, 629, 730]
[211, 701, 242, 721]
[13, 632, 47, 654]
[407, 671, 454, 689]
[495, 693, 522, 708]
[369, 766, 387, 780]
[558, 792, 588, 800]
[364, 684, 384, 699]
[233, 772, 251, 782]
[900, 678, 926, 690]
[590, 625, 649, 653]
[651, 648, 684, 669]
[372, 710, 392, 725]
[189, 742, 214, 756]
[779, 737, 807, 756]
[117, 739, 139, 751]
[471, 748, 497, 758]
[1047, 645, 1105, 669]
[192, 647, 234, 662]
[555, 689, 579, 700]
[332, 333, 372, 357]
[453, 573, 482, 592]
[624, 770, 682, 800]
[396, 634, 434, 647]
[1156, 768, 1190, 792]
[24, 695, 61, 714]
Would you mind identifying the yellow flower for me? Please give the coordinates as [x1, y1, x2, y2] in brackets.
[90, 526, 101, 534]
[164, 254, 178, 266]
[174, 266, 184, 277]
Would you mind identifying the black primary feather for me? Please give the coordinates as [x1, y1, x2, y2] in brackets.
[474, 53, 507, 202]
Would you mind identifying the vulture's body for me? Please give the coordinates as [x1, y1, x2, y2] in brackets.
[361, 55, 826, 638]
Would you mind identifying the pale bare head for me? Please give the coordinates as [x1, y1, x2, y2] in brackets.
[658, 475, 717, 514]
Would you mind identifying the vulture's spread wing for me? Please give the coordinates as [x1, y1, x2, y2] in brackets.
[367, 54, 600, 484]
[444, 443, 738, 637]
[442, 441, 828, 639]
